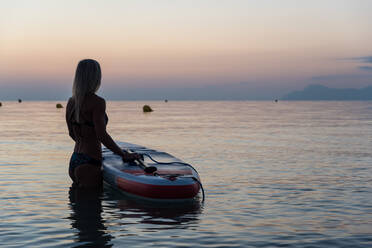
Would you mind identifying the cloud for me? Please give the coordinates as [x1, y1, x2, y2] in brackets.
[337, 56, 372, 64]
[309, 73, 372, 89]
[357, 56, 372, 63]
[341, 56, 372, 72]
[311, 74, 372, 81]
[346, 56, 372, 63]
[359, 66, 372, 71]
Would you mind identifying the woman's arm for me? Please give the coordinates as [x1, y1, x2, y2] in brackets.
[92, 98, 130, 158]
[66, 98, 76, 141]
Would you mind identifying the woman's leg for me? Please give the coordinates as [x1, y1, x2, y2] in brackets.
[74, 164, 102, 188]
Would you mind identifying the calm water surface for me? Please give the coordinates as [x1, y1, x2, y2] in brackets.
[0, 101, 371, 247]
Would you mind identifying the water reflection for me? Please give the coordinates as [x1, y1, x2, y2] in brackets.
[68, 184, 203, 247]
[68, 185, 113, 247]
[103, 185, 203, 230]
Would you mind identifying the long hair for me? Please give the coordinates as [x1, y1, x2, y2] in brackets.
[72, 59, 101, 123]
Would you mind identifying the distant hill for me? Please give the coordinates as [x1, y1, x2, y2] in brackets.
[282, 84, 372, 100]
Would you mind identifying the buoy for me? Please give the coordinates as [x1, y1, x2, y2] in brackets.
[143, 105, 153, 113]
[56, 103, 63, 108]
[18, 99, 22, 103]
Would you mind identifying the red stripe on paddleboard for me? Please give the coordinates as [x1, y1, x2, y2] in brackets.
[116, 177, 199, 199]
[122, 169, 192, 176]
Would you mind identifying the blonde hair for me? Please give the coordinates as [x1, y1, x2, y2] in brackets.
[72, 59, 101, 122]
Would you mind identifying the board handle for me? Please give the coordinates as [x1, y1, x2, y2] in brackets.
[124, 149, 158, 174]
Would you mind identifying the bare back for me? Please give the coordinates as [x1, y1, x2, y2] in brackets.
[66, 94, 107, 161]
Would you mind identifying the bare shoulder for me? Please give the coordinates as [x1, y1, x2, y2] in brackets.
[88, 94, 106, 110]
[91, 94, 105, 105]
[92, 94, 105, 103]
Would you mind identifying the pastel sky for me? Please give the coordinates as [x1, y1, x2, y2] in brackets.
[1, 0, 372, 100]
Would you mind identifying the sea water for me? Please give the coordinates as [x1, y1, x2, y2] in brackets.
[0, 101, 371, 247]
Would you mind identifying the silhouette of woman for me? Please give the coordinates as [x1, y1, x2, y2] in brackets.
[66, 59, 140, 188]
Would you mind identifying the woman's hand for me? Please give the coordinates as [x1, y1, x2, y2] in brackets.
[122, 152, 142, 162]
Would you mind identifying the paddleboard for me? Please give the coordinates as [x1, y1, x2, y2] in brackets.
[102, 142, 202, 201]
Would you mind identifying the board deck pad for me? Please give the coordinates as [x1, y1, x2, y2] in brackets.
[103, 141, 200, 183]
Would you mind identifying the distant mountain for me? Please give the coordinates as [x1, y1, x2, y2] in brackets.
[282, 84, 372, 100]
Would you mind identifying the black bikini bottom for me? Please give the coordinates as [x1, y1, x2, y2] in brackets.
[69, 152, 102, 181]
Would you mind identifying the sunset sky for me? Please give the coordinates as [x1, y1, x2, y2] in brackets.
[1, 0, 372, 100]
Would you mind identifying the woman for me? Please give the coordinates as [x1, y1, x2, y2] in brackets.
[66, 59, 139, 188]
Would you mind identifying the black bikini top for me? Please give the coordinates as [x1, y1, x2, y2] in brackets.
[70, 109, 108, 127]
